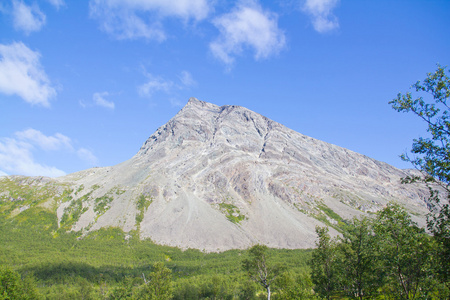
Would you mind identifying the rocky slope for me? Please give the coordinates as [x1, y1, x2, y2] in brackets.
[0, 98, 429, 251]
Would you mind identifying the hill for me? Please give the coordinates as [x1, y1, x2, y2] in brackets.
[0, 98, 429, 251]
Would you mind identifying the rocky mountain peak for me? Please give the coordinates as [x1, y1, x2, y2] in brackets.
[137, 98, 268, 156]
[35, 98, 429, 252]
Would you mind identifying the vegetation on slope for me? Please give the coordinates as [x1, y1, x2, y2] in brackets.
[0, 201, 312, 299]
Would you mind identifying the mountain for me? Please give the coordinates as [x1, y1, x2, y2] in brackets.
[0, 98, 429, 251]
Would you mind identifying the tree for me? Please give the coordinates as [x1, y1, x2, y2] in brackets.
[309, 226, 340, 300]
[0, 267, 24, 300]
[272, 270, 315, 300]
[242, 244, 282, 300]
[374, 203, 434, 299]
[390, 65, 450, 287]
[137, 262, 173, 300]
[339, 217, 379, 299]
[0, 267, 40, 300]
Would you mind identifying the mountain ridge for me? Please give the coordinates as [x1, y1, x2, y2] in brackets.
[0, 97, 429, 251]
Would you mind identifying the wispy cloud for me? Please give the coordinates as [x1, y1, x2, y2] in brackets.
[89, 0, 212, 41]
[0, 137, 66, 177]
[0, 42, 56, 106]
[138, 74, 173, 98]
[77, 148, 98, 166]
[93, 91, 115, 109]
[0, 129, 98, 177]
[46, 0, 65, 10]
[302, 0, 340, 33]
[210, 0, 285, 66]
[12, 0, 46, 34]
[179, 70, 197, 87]
[138, 70, 197, 107]
[15, 128, 73, 151]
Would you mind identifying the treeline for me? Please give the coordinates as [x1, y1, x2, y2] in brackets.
[310, 203, 449, 299]
[1, 203, 449, 299]
[0, 209, 313, 300]
[0, 257, 311, 299]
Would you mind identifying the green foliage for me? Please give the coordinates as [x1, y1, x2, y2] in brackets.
[0, 206, 312, 299]
[390, 65, 450, 185]
[172, 273, 257, 300]
[94, 195, 113, 214]
[136, 262, 173, 300]
[338, 216, 378, 299]
[136, 194, 152, 211]
[374, 203, 436, 299]
[61, 185, 125, 230]
[218, 202, 246, 224]
[242, 245, 284, 300]
[317, 204, 342, 223]
[60, 197, 88, 231]
[0, 266, 41, 300]
[135, 194, 153, 224]
[112, 186, 126, 195]
[310, 203, 446, 299]
[272, 270, 315, 300]
[59, 188, 73, 203]
[309, 226, 339, 300]
[74, 184, 84, 195]
[0, 177, 318, 298]
[314, 203, 347, 231]
[14, 207, 58, 232]
[390, 65, 450, 290]
[0, 177, 70, 217]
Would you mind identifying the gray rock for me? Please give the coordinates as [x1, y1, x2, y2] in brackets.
[24, 98, 435, 251]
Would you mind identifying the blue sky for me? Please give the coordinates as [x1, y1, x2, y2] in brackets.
[0, 0, 449, 177]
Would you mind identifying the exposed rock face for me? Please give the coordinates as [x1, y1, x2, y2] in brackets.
[48, 98, 429, 251]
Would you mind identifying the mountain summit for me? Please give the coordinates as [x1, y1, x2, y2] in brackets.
[3, 98, 429, 251]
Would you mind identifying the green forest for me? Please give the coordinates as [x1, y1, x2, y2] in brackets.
[0, 200, 448, 299]
[1, 67, 449, 299]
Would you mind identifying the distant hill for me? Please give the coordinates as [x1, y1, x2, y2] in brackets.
[0, 98, 429, 251]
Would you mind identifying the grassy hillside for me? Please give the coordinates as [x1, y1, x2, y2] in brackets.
[0, 177, 312, 299]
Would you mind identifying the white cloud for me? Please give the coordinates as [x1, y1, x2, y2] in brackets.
[15, 128, 73, 151]
[0, 170, 8, 177]
[302, 0, 339, 33]
[138, 74, 174, 97]
[138, 70, 196, 99]
[138, 71, 197, 107]
[0, 137, 66, 177]
[210, 1, 285, 65]
[93, 91, 115, 109]
[0, 42, 56, 106]
[179, 70, 196, 87]
[89, 0, 211, 40]
[0, 129, 98, 177]
[77, 148, 98, 166]
[12, 0, 46, 34]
